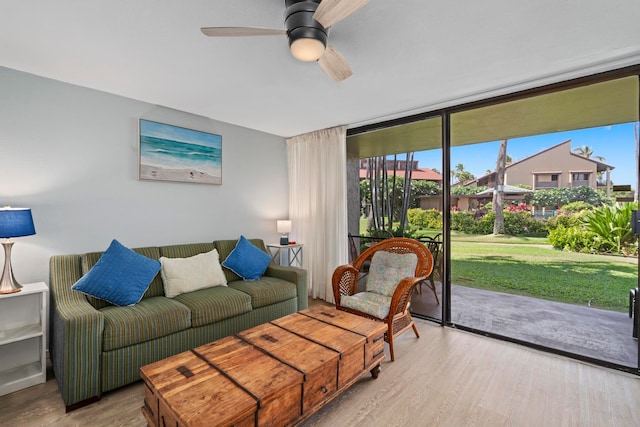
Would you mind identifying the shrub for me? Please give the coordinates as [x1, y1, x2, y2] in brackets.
[546, 211, 584, 231]
[450, 211, 478, 233]
[407, 208, 442, 230]
[502, 211, 546, 235]
[560, 201, 593, 213]
[582, 202, 637, 254]
[506, 203, 531, 212]
[548, 225, 611, 254]
[451, 210, 546, 235]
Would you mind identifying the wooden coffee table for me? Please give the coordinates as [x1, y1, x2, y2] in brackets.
[140, 305, 387, 426]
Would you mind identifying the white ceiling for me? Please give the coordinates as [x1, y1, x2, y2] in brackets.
[1, 0, 639, 138]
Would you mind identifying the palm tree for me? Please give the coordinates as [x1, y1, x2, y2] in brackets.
[573, 145, 605, 162]
[493, 139, 507, 235]
[573, 145, 607, 183]
[452, 163, 474, 183]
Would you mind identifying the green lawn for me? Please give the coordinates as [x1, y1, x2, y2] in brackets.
[452, 241, 636, 312]
[358, 221, 637, 312]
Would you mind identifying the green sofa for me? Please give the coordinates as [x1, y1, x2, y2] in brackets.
[49, 239, 307, 411]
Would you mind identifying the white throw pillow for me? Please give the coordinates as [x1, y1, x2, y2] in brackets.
[160, 249, 227, 298]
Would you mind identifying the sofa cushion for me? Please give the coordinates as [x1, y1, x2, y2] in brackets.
[366, 251, 418, 297]
[100, 296, 191, 351]
[81, 246, 163, 309]
[214, 238, 269, 283]
[160, 249, 227, 298]
[228, 276, 297, 309]
[73, 240, 161, 307]
[159, 243, 215, 259]
[221, 235, 271, 281]
[174, 286, 252, 327]
[340, 292, 392, 320]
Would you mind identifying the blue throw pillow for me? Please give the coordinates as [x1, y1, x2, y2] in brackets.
[222, 235, 271, 281]
[72, 239, 161, 306]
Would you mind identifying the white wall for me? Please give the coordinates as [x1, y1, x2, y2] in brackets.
[0, 67, 289, 285]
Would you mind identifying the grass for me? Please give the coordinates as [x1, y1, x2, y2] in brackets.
[358, 220, 637, 312]
[452, 241, 636, 312]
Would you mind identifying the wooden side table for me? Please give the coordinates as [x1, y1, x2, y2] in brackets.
[0, 282, 48, 396]
[266, 243, 303, 267]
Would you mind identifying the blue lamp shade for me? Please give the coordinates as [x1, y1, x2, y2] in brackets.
[0, 207, 36, 238]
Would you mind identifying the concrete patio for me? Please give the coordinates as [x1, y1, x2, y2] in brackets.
[410, 283, 639, 368]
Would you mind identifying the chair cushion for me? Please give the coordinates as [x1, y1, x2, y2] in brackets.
[340, 292, 392, 319]
[221, 235, 272, 281]
[73, 239, 161, 307]
[228, 276, 297, 309]
[100, 296, 191, 351]
[160, 249, 227, 298]
[365, 251, 418, 297]
[174, 286, 252, 327]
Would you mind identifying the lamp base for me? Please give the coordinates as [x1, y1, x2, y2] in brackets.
[0, 241, 22, 294]
[280, 236, 289, 245]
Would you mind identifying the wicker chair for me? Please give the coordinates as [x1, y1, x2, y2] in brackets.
[332, 237, 434, 361]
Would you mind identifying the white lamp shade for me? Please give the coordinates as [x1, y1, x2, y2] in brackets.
[290, 38, 325, 62]
[277, 220, 292, 234]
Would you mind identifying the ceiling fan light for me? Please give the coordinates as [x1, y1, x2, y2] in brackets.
[290, 37, 326, 61]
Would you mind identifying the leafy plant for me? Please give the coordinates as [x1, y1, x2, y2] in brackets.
[407, 208, 442, 230]
[451, 210, 546, 235]
[546, 211, 586, 231]
[561, 201, 594, 213]
[548, 225, 609, 253]
[581, 202, 637, 254]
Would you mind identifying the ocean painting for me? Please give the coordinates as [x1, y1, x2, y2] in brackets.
[139, 119, 222, 184]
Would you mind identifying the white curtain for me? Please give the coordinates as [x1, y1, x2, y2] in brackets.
[286, 126, 349, 303]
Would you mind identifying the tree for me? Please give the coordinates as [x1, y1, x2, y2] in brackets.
[573, 145, 607, 183]
[361, 177, 442, 215]
[524, 186, 604, 207]
[452, 163, 475, 183]
[365, 154, 416, 235]
[493, 139, 507, 235]
[573, 145, 605, 162]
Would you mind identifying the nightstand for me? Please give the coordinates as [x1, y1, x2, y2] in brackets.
[0, 282, 48, 396]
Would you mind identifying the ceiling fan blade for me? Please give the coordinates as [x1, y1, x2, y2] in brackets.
[318, 45, 353, 82]
[201, 27, 287, 37]
[313, 0, 369, 28]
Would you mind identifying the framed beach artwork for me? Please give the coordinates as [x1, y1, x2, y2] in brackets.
[138, 119, 222, 185]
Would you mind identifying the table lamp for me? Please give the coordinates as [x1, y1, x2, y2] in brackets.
[0, 207, 36, 294]
[277, 220, 292, 245]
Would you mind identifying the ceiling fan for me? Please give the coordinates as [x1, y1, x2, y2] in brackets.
[201, 0, 368, 82]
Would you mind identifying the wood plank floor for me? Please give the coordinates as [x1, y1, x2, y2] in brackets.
[1, 316, 639, 426]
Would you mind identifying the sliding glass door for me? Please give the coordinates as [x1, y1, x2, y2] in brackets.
[447, 76, 640, 370]
[347, 69, 640, 372]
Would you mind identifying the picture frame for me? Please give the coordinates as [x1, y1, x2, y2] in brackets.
[138, 119, 222, 185]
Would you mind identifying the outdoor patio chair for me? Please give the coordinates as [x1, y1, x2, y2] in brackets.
[415, 235, 442, 304]
[332, 237, 434, 361]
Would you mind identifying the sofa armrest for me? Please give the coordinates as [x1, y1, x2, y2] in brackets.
[49, 255, 104, 409]
[264, 264, 308, 310]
